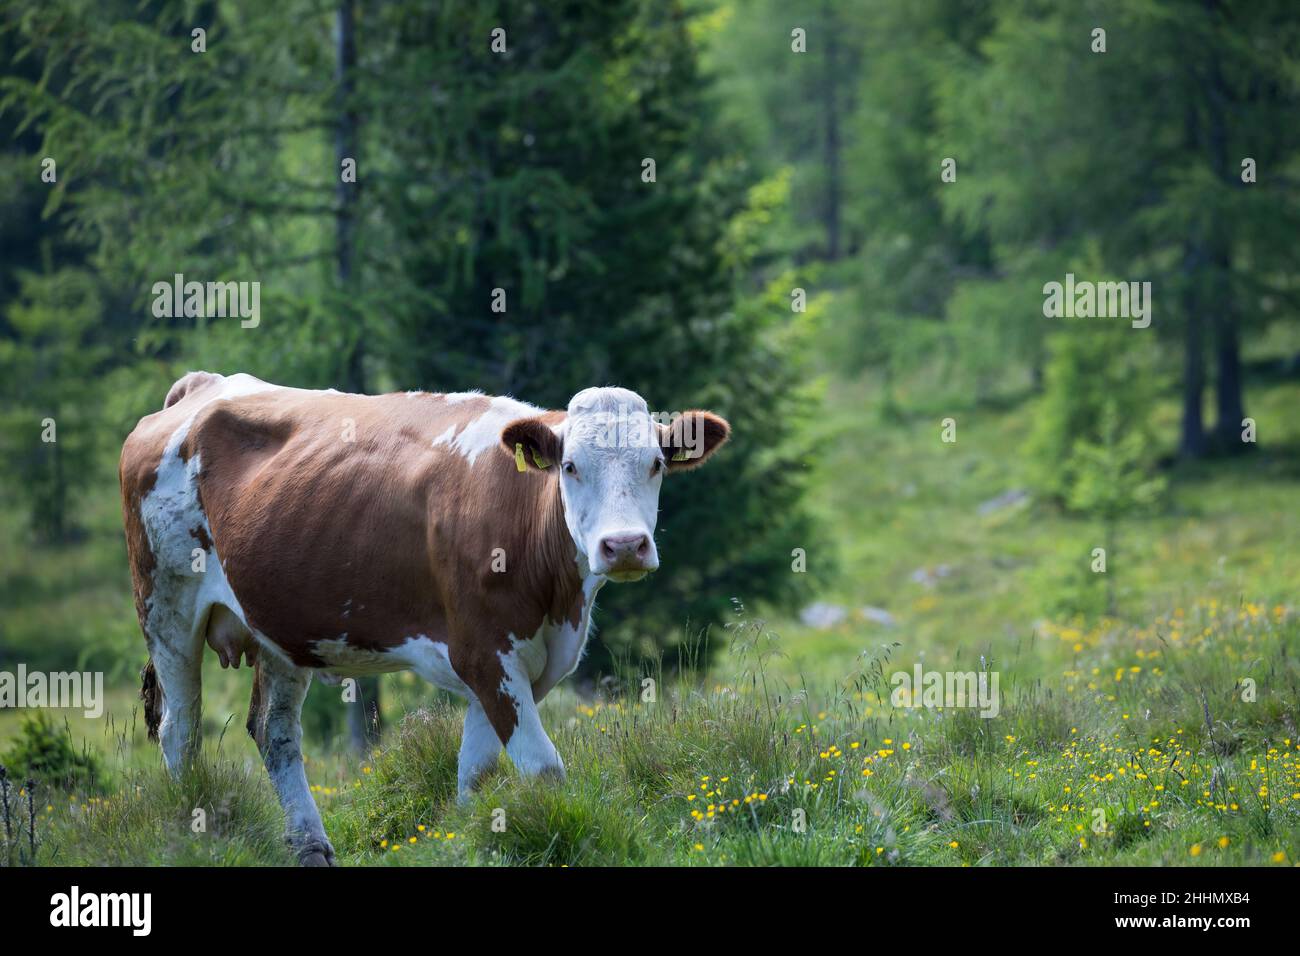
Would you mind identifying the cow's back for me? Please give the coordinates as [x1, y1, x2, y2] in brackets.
[189, 380, 554, 665]
[122, 372, 569, 672]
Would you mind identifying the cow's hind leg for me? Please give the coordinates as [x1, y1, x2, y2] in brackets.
[149, 628, 205, 774]
[249, 652, 335, 867]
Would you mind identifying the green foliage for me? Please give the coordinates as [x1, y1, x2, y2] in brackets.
[1028, 323, 1164, 510]
[471, 778, 645, 866]
[0, 711, 101, 792]
[326, 705, 462, 853]
[1066, 401, 1167, 522]
[353, 0, 825, 663]
[0, 265, 106, 541]
[818, 0, 995, 387]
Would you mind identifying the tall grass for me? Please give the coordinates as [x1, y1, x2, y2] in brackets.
[8, 598, 1292, 867]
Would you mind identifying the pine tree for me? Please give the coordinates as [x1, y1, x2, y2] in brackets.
[935, 0, 1300, 458]
[3, 0, 820, 671]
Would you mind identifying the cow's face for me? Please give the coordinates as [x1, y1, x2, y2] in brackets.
[501, 387, 730, 582]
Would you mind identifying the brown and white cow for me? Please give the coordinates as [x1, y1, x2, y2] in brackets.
[119, 371, 729, 864]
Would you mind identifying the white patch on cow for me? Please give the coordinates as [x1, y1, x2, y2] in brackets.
[442, 394, 543, 466]
[440, 390, 484, 404]
[508, 629, 551, 686]
[430, 424, 457, 448]
[214, 372, 280, 403]
[388, 635, 470, 694]
[534, 574, 605, 701]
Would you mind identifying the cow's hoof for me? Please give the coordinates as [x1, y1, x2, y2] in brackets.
[297, 841, 337, 867]
[537, 764, 567, 784]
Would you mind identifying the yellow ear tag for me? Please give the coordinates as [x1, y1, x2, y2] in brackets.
[531, 449, 550, 469]
[515, 442, 527, 472]
[672, 448, 690, 462]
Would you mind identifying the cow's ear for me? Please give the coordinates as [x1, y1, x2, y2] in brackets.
[501, 417, 562, 473]
[659, 411, 730, 472]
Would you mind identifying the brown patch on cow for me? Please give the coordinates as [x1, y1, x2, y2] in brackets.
[565, 587, 585, 629]
[140, 659, 161, 741]
[165, 385, 580, 747]
[190, 524, 213, 551]
[119, 456, 158, 626]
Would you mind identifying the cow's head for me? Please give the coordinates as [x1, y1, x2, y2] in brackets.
[501, 387, 730, 582]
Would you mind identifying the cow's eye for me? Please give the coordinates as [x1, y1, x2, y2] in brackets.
[563, 461, 578, 477]
[651, 458, 664, 476]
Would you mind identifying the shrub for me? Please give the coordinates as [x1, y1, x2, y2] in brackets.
[0, 712, 101, 792]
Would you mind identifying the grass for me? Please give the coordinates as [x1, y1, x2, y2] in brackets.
[2, 365, 1299, 866]
[6, 600, 1299, 867]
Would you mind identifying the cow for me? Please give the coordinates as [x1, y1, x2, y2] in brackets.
[119, 371, 729, 865]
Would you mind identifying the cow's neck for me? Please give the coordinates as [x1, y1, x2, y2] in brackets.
[529, 475, 587, 626]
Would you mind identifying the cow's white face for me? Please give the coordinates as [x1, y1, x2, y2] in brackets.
[501, 387, 730, 583]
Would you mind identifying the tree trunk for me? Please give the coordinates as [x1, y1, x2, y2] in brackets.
[1177, 93, 1208, 461]
[1179, 243, 1208, 460]
[335, 0, 380, 752]
[51, 411, 64, 541]
[1202, 15, 1249, 454]
[820, 0, 842, 261]
[336, 0, 364, 396]
[1104, 517, 1117, 618]
[1212, 309, 1248, 453]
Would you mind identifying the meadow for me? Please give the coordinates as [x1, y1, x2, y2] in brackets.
[2, 362, 1297, 867]
[3, 0, 1298, 877]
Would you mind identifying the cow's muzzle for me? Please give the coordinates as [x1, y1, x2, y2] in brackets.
[595, 531, 657, 581]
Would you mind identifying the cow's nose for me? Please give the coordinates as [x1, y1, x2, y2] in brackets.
[600, 532, 650, 565]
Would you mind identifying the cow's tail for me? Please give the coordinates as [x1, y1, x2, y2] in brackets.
[163, 370, 222, 409]
[140, 659, 162, 742]
[246, 658, 264, 747]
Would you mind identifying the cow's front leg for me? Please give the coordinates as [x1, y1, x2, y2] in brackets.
[501, 685, 565, 782]
[250, 653, 336, 866]
[466, 653, 565, 784]
[457, 698, 502, 801]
